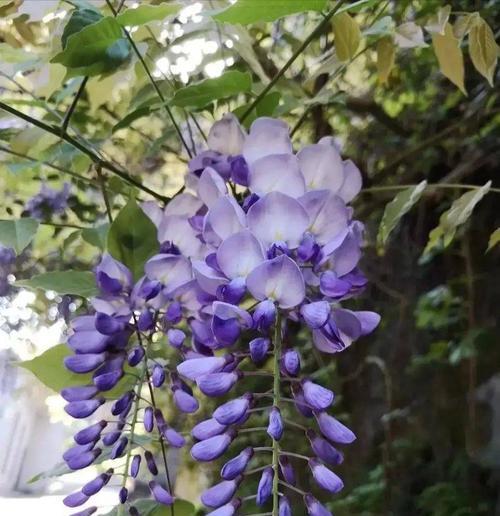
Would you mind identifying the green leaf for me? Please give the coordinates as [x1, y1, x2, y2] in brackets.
[376, 36, 396, 85]
[19, 344, 92, 393]
[377, 181, 427, 250]
[332, 12, 361, 62]
[52, 17, 131, 78]
[61, 8, 103, 48]
[487, 228, 500, 252]
[112, 104, 160, 133]
[214, 0, 327, 25]
[103, 499, 195, 516]
[421, 182, 491, 259]
[232, 91, 280, 128]
[171, 70, 252, 109]
[107, 198, 159, 280]
[81, 223, 110, 250]
[116, 3, 181, 27]
[16, 270, 98, 297]
[432, 23, 466, 95]
[0, 217, 39, 254]
[469, 17, 498, 86]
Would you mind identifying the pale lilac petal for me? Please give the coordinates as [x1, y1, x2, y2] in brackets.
[192, 260, 227, 296]
[299, 190, 348, 245]
[198, 167, 228, 208]
[213, 301, 253, 328]
[203, 196, 247, 248]
[298, 143, 344, 192]
[243, 117, 292, 165]
[216, 230, 266, 279]
[329, 231, 362, 277]
[332, 308, 363, 344]
[300, 301, 330, 329]
[208, 113, 246, 155]
[247, 192, 309, 249]
[158, 215, 204, 258]
[338, 159, 362, 202]
[246, 255, 305, 309]
[177, 356, 227, 381]
[145, 254, 193, 295]
[164, 193, 203, 216]
[141, 201, 163, 228]
[354, 310, 381, 335]
[248, 154, 305, 198]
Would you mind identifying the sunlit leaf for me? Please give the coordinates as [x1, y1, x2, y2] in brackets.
[16, 270, 98, 297]
[61, 7, 103, 48]
[469, 17, 498, 86]
[117, 3, 181, 27]
[52, 17, 131, 78]
[424, 5, 451, 35]
[376, 36, 396, 84]
[487, 228, 500, 252]
[453, 12, 479, 40]
[377, 181, 427, 250]
[171, 70, 252, 109]
[332, 12, 361, 62]
[107, 198, 159, 280]
[0, 217, 39, 254]
[432, 23, 466, 95]
[364, 16, 395, 37]
[213, 0, 327, 25]
[394, 22, 427, 48]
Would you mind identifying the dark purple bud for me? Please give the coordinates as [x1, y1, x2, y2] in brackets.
[130, 454, 141, 478]
[213, 394, 251, 425]
[152, 364, 166, 388]
[192, 418, 226, 441]
[128, 346, 145, 366]
[230, 155, 249, 186]
[64, 353, 106, 374]
[74, 420, 107, 445]
[217, 277, 246, 305]
[66, 448, 101, 470]
[150, 481, 174, 505]
[309, 459, 344, 493]
[297, 233, 320, 262]
[95, 312, 124, 335]
[173, 388, 199, 413]
[242, 192, 260, 212]
[138, 309, 155, 331]
[315, 412, 356, 444]
[281, 349, 300, 376]
[82, 471, 112, 496]
[165, 301, 183, 324]
[93, 356, 125, 391]
[102, 430, 121, 446]
[256, 467, 274, 506]
[267, 406, 284, 441]
[64, 399, 104, 419]
[177, 356, 226, 380]
[191, 432, 233, 462]
[144, 406, 154, 432]
[306, 430, 343, 466]
[70, 508, 97, 516]
[167, 328, 186, 349]
[112, 390, 135, 416]
[110, 436, 128, 459]
[63, 491, 89, 508]
[252, 299, 276, 331]
[279, 495, 292, 516]
[302, 380, 334, 410]
[300, 301, 330, 329]
[119, 487, 128, 503]
[129, 508, 139, 516]
[64, 443, 95, 462]
[139, 278, 162, 300]
[61, 385, 98, 402]
[279, 456, 296, 485]
[320, 271, 351, 298]
[292, 384, 313, 418]
[145, 450, 159, 475]
[304, 494, 333, 516]
[221, 447, 253, 480]
[201, 477, 241, 508]
[197, 372, 239, 397]
[249, 337, 270, 364]
[206, 499, 242, 516]
[154, 408, 167, 427]
[161, 426, 186, 448]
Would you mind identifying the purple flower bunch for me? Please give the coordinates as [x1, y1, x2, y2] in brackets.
[25, 182, 70, 221]
[61, 253, 195, 514]
[0, 244, 16, 296]
[141, 115, 380, 514]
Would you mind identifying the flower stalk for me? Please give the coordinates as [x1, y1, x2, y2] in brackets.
[272, 311, 282, 515]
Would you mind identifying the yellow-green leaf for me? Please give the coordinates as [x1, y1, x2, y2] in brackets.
[469, 17, 498, 86]
[394, 22, 427, 48]
[116, 4, 181, 27]
[487, 228, 500, 252]
[432, 23, 466, 95]
[453, 12, 479, 40]
[425, 5, 451, 35]
[332, 12, 361, 62]
[376, 37, 396, 84]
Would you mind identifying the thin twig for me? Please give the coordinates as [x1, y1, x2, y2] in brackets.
[61, 76, 88, 135]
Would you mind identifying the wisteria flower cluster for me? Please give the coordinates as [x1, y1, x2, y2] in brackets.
[61, 115, 379, 515]
[25, 182, 70, 221]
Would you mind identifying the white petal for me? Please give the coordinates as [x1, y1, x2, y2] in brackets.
[298, 143, 344, 193]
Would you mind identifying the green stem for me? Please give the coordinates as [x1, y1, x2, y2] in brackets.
[361, 183, 500, 194]
[61, 76, 88, 135]
[272, 311, 282, 516]
[239, 0, 345, 123]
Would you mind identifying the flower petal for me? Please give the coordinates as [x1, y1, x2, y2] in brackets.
[298, 143, 344, 192]
[198, 167, 228, 208]
[243, 117, 292, 165]
[208, 113, 246, 156]
[216, 230, 266, 279]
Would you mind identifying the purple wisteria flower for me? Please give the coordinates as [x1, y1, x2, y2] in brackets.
[25, 182, 70, 221]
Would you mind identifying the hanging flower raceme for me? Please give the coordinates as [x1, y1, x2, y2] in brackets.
[61, 251, 197, 514]
[157, 114, 381, 515]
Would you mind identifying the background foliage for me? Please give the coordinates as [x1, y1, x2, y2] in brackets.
[0, 0, 499, 514]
